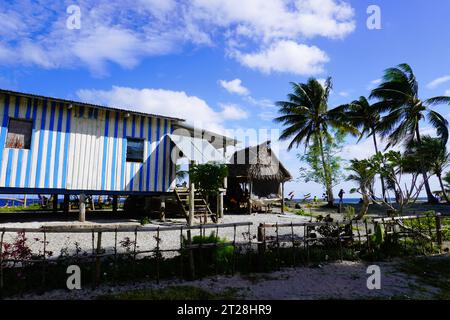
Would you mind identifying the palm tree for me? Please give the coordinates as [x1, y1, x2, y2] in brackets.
[275, 77, 358, 207]
[344, 96, 387, 201]
[370, 63, 450, 204]
[346, 159, 376, 219]
[407, 136, 450, 203]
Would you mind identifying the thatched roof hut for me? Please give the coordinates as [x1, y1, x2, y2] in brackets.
[228, 141, 292, 182]
[226, 141, 292, 214]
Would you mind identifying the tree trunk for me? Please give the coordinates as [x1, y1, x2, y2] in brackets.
[355, 192, 369, 220]
[317, 131, 334, 207]
[372, 131, 387, 202]
[415, 127, 438, 204]
[437, 173, 450, 203]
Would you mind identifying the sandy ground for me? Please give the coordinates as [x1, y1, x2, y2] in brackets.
[8, 259, 441, 300]
[0, 212, 311, 258]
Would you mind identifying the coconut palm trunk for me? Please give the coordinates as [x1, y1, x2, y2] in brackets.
[437, 173, 450, 203]
[371, 129, 387, 201]
[318, 131, 334, 207]
[415, 127, 438, 203]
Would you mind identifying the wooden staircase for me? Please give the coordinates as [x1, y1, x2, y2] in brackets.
[174, 188, 217, 224]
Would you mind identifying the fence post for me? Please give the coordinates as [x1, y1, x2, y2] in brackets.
[435, 213, 443, 251]
[95, 231, 102, 286]
[0, 230, 4, 297]
[257, 224, 265, 271]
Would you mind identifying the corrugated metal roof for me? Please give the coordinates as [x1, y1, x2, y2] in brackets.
[0, 88, 185, 122]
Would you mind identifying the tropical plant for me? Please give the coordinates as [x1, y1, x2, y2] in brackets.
[343, 96, 387, 200]
[275, 77, 358, 206]
[346, 159, 377, 219]
[188, 162, 228, 196]
[371, 151, 426, 214]
[406, 136, 450, 203]
[297, 131, 345, 195]
[370, 63, 450, 203]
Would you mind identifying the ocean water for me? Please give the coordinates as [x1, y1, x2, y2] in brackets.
[291, 197, 430, 204]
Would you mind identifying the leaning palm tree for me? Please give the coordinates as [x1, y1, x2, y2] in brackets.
[275, 77, 358, 207]
[347, 159, 376, 219]
[370, 63, 450, 203]
[407, 136, 450, 203]
[344, 96, 387, 201]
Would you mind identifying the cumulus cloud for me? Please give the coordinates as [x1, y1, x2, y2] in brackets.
[76, 86, 227, 132]
[235, 40, 329, 75]
[219, 79, 250, 95]
[219, 103, 249, 120]
[0, 0, 355, 75]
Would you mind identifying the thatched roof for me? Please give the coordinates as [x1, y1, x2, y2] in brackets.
[228, 141, 292, 182]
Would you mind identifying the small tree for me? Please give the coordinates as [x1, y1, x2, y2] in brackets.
[188, 163, 228, 196]
[371, 151, 426, 214]
[298, 132, 345, 202]
[346, 159, 376, 220]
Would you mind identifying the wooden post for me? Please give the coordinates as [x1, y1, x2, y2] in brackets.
[280, 182, 285, 214]
[436, 214, 443, 250]
[257, 223, 266, 271]
[79, 193, 86, 222]
[112, 195, 118, 214]
[217, 191, 224, 219]
[52, 194, 58, 213]
[95, 232, 102, 285]
[63, 194, 70, 214]
[188, 160, 195, 226]
[247, 180, 253, 215]
[23, 195, 27, 208]
[160, 196, 166, 221]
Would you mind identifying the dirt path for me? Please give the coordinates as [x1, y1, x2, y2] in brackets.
[10, 258, 443, 300]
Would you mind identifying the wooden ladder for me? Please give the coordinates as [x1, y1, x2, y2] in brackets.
[174, 188, 217, 224]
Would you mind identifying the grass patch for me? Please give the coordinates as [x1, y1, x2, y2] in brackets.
[0, 203, 42, 212]
[398, 255, 450, 299]
[98, 285, 239, 300]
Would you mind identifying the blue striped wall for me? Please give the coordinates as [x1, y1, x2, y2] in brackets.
[0, 92, 176, 193]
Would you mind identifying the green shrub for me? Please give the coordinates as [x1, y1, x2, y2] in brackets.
[191, 232, 234, 266]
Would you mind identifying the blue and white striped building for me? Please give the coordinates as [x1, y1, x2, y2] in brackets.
[0, 89, 183, 196]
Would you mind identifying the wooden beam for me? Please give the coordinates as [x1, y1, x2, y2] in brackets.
[281, 182, 285, 214]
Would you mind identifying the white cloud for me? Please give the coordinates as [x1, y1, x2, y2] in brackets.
[445, 89, 450, 96]
[76, 86, 226, 132]
[0, 0, 355, 75]
[338, 91, 349, 97]
[235, 40, 329, 75]
[191, 0, 355, 41]
[219, 103, 249, 120]
[427, 75, 450, 89]
[366, 78, 382, 90]
[219, 79, 249, 95]
[258, 111, 277, 121]
[245, 96, 274, 108]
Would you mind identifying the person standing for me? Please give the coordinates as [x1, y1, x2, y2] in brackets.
[338, 189, 345, 205]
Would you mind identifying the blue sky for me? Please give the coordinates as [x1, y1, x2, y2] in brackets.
[1, 0, 450, 199]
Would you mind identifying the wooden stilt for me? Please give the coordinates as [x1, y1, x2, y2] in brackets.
[160, 196, 166, 221]
[79, 193, 86, 222]
[112, 195, 118, 214]
[52, 194, 58, 213]
[63, 194, 70, 214]
[281, 182, 285, 214]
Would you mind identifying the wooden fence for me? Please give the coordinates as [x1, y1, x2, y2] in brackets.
[0, 212, 447, 297]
